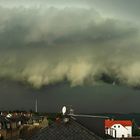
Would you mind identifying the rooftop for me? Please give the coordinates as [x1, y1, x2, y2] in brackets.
[29, 118, 103, 140]
[105, 120, 132, 128]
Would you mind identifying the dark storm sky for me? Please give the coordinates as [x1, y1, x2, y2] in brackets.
[0, 0, 140, 113]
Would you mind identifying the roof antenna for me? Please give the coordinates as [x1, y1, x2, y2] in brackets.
[35, 98, 38, 113]
[61, 106, 70, 123]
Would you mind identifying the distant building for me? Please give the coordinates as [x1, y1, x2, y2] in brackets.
[105, 119, 132, 138]
[0, 113, 30, 140]
[0, 115, 20, 140]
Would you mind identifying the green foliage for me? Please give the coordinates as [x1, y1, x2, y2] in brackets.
[48, 118, 53, 125]
[133, 128, 140, 136]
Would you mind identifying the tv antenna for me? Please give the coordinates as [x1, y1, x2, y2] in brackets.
[35, 99, 38, 113]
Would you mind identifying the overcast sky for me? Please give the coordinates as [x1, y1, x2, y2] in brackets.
[0, 0, 140, 113]
[1, 0, 140, 22]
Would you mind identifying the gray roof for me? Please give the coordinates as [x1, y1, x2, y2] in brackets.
[29, 119, 103, 140]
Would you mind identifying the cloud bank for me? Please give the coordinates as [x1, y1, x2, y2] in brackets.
[0, 6, 140, 88]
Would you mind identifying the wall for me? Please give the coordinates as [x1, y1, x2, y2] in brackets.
[107, 124, 132, 138]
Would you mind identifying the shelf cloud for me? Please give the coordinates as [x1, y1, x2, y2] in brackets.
[0, 6, 140, 88]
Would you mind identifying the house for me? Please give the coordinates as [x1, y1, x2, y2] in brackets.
[29, 117, 103, 140]
[105, 119, 132, 138]
[0, 114, 29, 140]
[0, 115, 12, 139]
[28, 115, 44, 126]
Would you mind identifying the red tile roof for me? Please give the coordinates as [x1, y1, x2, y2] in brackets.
[105, 120, 132, 128]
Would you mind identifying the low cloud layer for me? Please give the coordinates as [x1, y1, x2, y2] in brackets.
[0, 6, 140, 88]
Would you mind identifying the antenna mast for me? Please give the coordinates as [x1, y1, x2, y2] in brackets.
[35, 99, 38, 113]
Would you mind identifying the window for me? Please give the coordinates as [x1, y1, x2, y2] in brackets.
[114, 125, 116, 128]
[105, 128, 108, 134]
[128, 134, 130, 137]
[118, 125, 120, 128]
[7, 123, 10, 129]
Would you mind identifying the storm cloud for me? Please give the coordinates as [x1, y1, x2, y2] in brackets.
[0, 5, 140, 88]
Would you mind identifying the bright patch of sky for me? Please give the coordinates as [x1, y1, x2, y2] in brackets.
[0, 0, 140, 25]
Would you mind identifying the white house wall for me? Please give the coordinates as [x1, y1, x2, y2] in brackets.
[106, 124, 132, 138]
[125, 126, 132, 137]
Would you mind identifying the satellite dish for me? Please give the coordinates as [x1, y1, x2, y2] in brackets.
[6, 114, 12, 118]
[62, 106, 67, 115]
